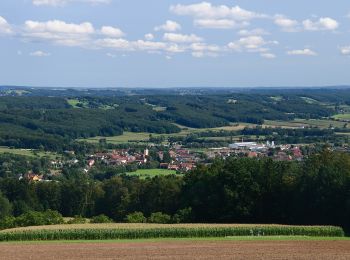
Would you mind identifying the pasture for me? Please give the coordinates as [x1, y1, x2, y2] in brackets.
[125, 169, 177, 178]
[0, 146, 57, 158]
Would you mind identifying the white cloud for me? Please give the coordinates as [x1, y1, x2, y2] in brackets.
[260, 53, 276, 59]
[192, 51, 219, 58]
[274, 15, 299, 32]
[144, 33, 154, 41]
[23, 20, 95, 46]
[32, 0, 111, 7]
[340, 46, 350, 56]
[228, 36, 276, 53]
[287, 49, 317, 56]
[303, 17, 339, 31]
[238, 28, 269, 36]
[0, 16, 13, 34]
[154, 20, 181, 32]
[163, 33, 203, 43]
[190, 43, 220, 52]
[101, 26, 124, 38]
[30, 50, 51, 57]
[194, 19, 234, 29]
[170, 2, 266, 21]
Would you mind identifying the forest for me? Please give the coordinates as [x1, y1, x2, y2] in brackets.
[0, 87, 347, 151]
[0, 149, 349, 233]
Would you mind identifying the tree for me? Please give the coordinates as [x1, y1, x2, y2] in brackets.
[0, 192, 12, 219]
[125, 212, 146, 223]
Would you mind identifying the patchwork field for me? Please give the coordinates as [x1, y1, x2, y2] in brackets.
[0, 240, 349, 260]
[79, 123, 255, 144]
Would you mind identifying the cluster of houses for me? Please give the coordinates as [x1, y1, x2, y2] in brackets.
[207, 141, 303, 161]
[89, 149, 149, 167]
[19, 141, 305, 182]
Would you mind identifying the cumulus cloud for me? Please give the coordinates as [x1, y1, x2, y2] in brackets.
[260, 53, 276, 59]
[238, 28, 269, 36]
[194, 19, 247, 29]
[144, 33, 154, 41]
[287, 49, 317, 56]
[32, 0, 111, 7]
[101, 26, 124, 38]
[154, 20, 181, 32]
[0, 16, 13, 34]
[170, 2, 266, 20]
[340, 46, 350, 56]
[274, 15, 299, 32]
[23, 20, 95, 46]
[29, 50, 51, 56]
[228, 36, 277, 53]
[303, 17, 339, 31]
[170, 2, 266, 31]
[163, 33, 203, 43]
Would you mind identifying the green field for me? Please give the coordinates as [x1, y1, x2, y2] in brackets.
[333, 113, 350, 120]
[0, 146, 57, 158]
[0, 223, 344, 242]
[125, 169, 177, 178]
[265, 119, 349, 129]
[79, 123, 255, 144]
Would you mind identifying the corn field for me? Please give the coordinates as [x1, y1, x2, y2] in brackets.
[0, 225, 344, 241]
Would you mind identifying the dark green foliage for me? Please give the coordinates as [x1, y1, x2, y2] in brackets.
[125, 212, 146, 223]
[90, 215, 113, 223]
[148, 212, 171, 224]
[0, 192, 12, 219]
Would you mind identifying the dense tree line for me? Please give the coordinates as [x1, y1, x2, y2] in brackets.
[0, 150, 349, 232]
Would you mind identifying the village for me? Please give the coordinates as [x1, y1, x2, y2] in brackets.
[20, 141, 307, 182]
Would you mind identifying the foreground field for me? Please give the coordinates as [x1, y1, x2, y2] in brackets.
[0, 223, 344, 242]
[0, 240, 349, 260]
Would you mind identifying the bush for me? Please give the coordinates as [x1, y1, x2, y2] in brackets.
[148, 212, 171, 224]
[172, 208, 193, 223]
[66, 216, 87, 224]
[125, 212, 146, 223]
[90, 214, 113, 223]
[15, 210, 64, 227]
[0, 216, 16, 230]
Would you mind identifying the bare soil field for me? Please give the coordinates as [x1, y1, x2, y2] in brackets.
[1, 240, 349, 260]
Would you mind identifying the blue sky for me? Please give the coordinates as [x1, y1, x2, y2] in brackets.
[0, 0, 349, 88]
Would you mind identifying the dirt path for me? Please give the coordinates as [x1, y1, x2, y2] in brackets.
[0, 240, 349, 260]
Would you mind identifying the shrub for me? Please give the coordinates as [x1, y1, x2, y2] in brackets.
[66, 216, 87, 224]
[0, 216, 16, 230]
[172, 208, 193, 223]
[90, 214, 113, 223]
[148, 212, 171, 224]
[125, 212, 146, 223]
[15, 210, 64, 227]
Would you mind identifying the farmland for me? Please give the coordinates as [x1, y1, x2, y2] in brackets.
[1, 240, 350, 260]
[0, 146, 57, 158]
[125, 169, 177, 178]
[0, 223, 344, 242]
[79, 123, 254, 144]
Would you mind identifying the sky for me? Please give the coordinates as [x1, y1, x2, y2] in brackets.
[0, 0, 349, 88]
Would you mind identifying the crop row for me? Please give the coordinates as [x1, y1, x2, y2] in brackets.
[0, 226, 344, 241]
